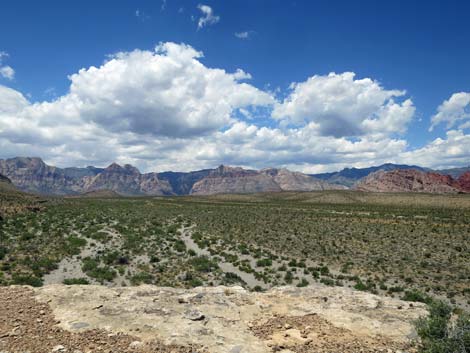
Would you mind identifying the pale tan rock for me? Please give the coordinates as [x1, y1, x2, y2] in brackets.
[34, 283, 427, 353]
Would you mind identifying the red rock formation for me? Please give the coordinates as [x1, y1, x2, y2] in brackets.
[355, 169, 466, 194]
[457, 171, 470, 192]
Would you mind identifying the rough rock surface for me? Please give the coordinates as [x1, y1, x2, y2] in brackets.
[190, 165, 282, 195]
[81, 163, 173, 196]
[5, 283, 428, 353]
[0, 157, 82, 194]
[0, 158, 174, 196]
[457, 171, 470, 192]
[355, 169, 467, 194]
[262, 168, 347, 192]
[0, 158, 343, 196]
[190, 166, 344, 195]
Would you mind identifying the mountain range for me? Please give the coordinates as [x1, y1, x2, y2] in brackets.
[0, 157, 343, 196]
[1, 157, 470, 196]
[311, 163, 470, 186]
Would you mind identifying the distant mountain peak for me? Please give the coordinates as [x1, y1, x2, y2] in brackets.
[104, 163, 140, 174]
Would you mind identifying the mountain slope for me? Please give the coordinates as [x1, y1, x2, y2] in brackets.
[355, 169, 468, 194]
[0, 157, 81, 194]
[0, 158, 173, 196]
[436, 166, 470, 179]
[190, 165, 344, 195]
[82, 163, 173, 196]
[157, 169, 212, 195]
[190, 165, 282, 195]
[0, 173, 44, 217]
[312, 163, 428, 187]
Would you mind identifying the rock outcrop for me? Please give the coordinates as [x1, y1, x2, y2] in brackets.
[457, 171, 470, 192]
[81, 163, 173, 196]
[190, 165, 344, 195]
[312, 163, 428, 187]
[0, 158, 173, 196]
[262, 168, 347, 191]
[0, 157, 82, 194]
[190, 165, 282, 195]
[355, 169, 468, 194]
[24, 284, 427, 353]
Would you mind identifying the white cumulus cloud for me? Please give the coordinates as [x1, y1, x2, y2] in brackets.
[5, 42, 273, 139]
[429, 92, 470, 131]
[272, 72, 415, 138]
[1, 43, 470, 174]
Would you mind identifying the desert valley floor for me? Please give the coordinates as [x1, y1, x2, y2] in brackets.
[1, 190, 469, 352]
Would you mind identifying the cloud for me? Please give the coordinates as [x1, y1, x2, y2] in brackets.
[400, 129, 470, 169]
[0, 43, 469, 174]
[272, 72, 414, 138]
[0, 52, 15, 80]
[135, 9, 150, 22]
[0, 85, 29, 114]
[235, 31, 252, 39]
[8, 42, 273, 139]
[429, 92, 470, 131]
[197, 4, 220, 29]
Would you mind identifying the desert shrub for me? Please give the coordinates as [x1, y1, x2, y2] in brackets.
[190, 256, 218, 273]
[253, 285, 264, 292]
[0, 246, 7, 260]
[223, 272, 246, 285]
[297, 278, 309, 287]
[173, 240, 186, 253]
[354, 279, 375, 292]
[256, 258, 272, 267]
[402, 290, 432, 304]
[284, 270, 293, 284]
[65, 236, 86, 255]
[131, 272, 154, 285]
[320, 278, 335, 286]
[416, 300, 470, 353]
[12, 273, 43, 287]
[63, 278, 89, 285]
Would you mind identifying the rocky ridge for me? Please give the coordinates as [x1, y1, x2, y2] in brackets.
[0, 158, 342, 196]
[190, 166, 345, 195]
[355, 169, 470, 194]
[0, 283, 428, 353]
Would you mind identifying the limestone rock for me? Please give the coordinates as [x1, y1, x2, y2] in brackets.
[34, 283, 428, 353]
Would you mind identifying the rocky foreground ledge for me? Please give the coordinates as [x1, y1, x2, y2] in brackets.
[0, 284, 428, 353]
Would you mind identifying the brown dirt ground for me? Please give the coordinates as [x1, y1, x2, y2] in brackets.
[0, 286, 204, 353]
[250, 314, 419, 353]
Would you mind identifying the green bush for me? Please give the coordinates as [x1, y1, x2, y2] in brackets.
[402, 290, 432, 304]
[173, 240, 186, 253]
[63, 278, 89, 285]
[256, 258, 272, 267]
[190, 256, 218, 273]
[0, 246, 7, 260]
[130, 272, 154, 285]
[12, 273, 43, 287]
[415, 300, 469, 353]
[284, 270, 293, 284]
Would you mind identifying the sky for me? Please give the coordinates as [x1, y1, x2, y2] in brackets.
[1, 0, 470, 173]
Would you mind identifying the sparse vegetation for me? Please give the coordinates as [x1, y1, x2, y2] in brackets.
[0, 191, 468, 310]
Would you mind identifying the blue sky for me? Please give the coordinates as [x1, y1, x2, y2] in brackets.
[0, 0, 469, 172]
